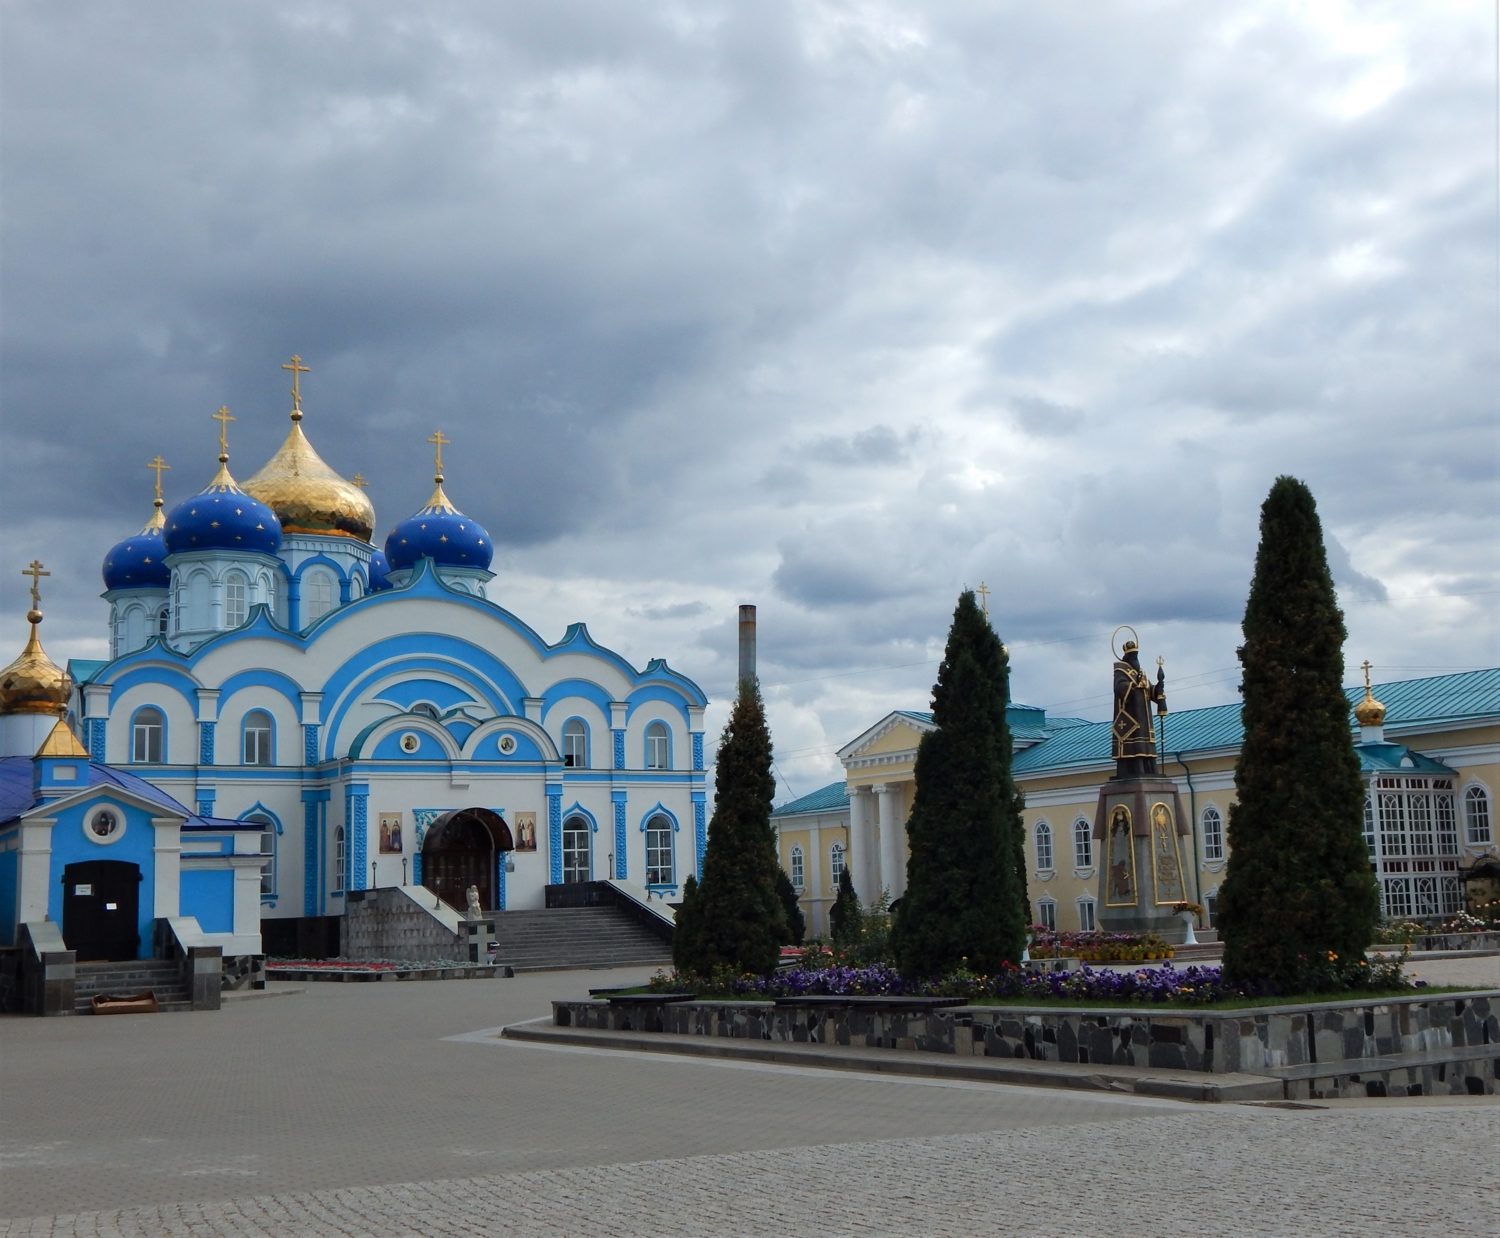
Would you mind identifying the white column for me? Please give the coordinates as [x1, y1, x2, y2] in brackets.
[874, 783, 904, 901]
[807, 821, 823, 936]
[848, 786, 876, 902]
[152, 818, 182, 919]
[18, 818, 55, 923]
[229, 857, 264, 942]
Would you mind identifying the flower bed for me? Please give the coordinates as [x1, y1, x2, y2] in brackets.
[1028, 928, 1176, 962]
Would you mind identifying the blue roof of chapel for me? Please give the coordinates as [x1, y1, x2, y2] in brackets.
[772, 781, 851, 818]
[0, 755, 231, 829]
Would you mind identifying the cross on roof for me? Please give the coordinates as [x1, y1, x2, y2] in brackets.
[22, 560, 49, 612]
[428, 430, 451, 479]
[352, 473, 368, 489]
[976, 581, 991, 615]
[147, 455, 170, 505]
[282, 354, 311, 415]
[212, 406, 235, 460]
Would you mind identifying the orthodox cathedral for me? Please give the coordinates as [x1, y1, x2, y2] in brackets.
[0, 358, 708, 966]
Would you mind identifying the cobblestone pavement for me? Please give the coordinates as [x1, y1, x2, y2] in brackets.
[1, 1106, 1494, 1237]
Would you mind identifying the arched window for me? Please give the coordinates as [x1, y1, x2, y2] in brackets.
[646, 815, 675, 886]
[1203, 888, 1219, 928]
[1076, 897, 1097, 932]
[1034, 820, 1053, 871]
[645, 721, 670, 770]
[156, 608, 169, 638]
[562, 816, 592, 883]
[332, 826, 346, 895]
[349, 573, 363, 601]
[132, 707, 164, 763]
[789, 844, 805, 890]
[829, 842, 845, 889]
[225, 572, 248, 627]
[1465, 785, 1492, 845]
[562, 719, 587, 767]
[1036, 898, 1056, 931]
[302, 570, 335, 625]
[243, 710, 273, 766]
[411, 703, 440, 720]
[1073, 818, 1092, 869]
[1201, 805, 1224, 861]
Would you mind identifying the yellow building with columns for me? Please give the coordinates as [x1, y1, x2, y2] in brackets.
[772, 670, 1500, 938]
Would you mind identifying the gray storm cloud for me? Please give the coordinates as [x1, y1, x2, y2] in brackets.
[1, 1, 1494, 791]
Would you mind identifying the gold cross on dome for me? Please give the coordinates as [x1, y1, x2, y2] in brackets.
[352, 473, 368, 489]
[976, 581, 991, 616]
[22, 559, 49, 611]
[1362, 659, 1373, 692]
[427, 430, 451, 478]
[212, 406, 235, 459]
[282, 354, 311, 412]
[147, 455, 170, 504]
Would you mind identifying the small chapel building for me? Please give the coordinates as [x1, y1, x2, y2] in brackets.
[1, 360, 709, 970]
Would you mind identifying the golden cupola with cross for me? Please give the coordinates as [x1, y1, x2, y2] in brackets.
[243, 355, 376, 542]
[0, 562, 71, 719]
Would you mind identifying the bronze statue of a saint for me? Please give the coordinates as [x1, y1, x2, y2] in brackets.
[1112, 636, 1166, 778]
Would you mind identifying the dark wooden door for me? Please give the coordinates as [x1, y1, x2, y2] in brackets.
[422, 814, 493, 911]
[62, 860, 142, 961]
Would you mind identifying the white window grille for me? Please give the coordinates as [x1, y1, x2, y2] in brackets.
[333, 826, 346, 895]
[562, 817, 591, 884]
[1073, 818, 1092, 868]
[646, 722, 669, 770]
[303, 572, 335, 624]
[789, 845, 804, 890]
[243, 710, 273, 766]
[829, 843, 845, 889]
[1465, 786, 1492, 845]
[225, 573, 247, 627]
[1408, 789, 1434, 856]
[1034, 820, 1053, 871]
[646, 816, 674, 885]
[1201, 805, 1224, 861]
[132, 708, 164, 763]
[1435, 790, 1459, 856]
[1382, 877, 1412, 920]
[1077, 898, 1096, 931]
[563, 719, 587, 768]
[248, 816, 276, 896]
[1036, 899, 1056, 931]
[1363, 792, 1377, 858]
[1379, 784, 1407, 857]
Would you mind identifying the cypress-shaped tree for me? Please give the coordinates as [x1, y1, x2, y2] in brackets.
[828, 868, 863, 949]
[1218, 476, 1380, 989]
[775, 868, 806, 945]
[892, 590, 1028, 977]
[671, 680, 789, 976]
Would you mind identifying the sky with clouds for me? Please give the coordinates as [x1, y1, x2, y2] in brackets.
[2, 1, 1496, 797]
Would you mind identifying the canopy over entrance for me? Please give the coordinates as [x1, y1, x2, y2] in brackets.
[421, 808, 513, 912]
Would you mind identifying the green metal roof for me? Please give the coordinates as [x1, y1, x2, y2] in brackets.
[772, 780, 850, 818]
[67, 658, 109, 685]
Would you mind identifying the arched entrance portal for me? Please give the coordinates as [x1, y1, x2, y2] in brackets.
[421, 808, 513, 912]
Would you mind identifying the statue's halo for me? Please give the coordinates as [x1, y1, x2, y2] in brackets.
[1110, 625, 1139, 660]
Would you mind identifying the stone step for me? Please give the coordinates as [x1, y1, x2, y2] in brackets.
[484, 906, 672, 970]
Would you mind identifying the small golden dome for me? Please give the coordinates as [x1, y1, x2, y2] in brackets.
[0, 611, 70, 717]
[1354, 660, 1386, 728]
[243, 421, 375, 542]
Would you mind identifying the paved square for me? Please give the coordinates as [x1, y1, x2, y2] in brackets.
[2, 967, 1496, 1235]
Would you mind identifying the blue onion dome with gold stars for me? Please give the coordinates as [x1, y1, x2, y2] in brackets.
[102, 492, 171, 591]
[165, 415, 282, 556]
[384, 434, 492, 571]
[367, 548, 393, 592]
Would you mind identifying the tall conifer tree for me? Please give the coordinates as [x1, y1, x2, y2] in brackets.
[892, 591, 1028, 977]
[1218, 476, 1380, 988]
[671, 680, 789, 976]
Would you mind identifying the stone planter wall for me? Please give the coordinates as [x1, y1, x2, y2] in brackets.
[554, 991, 1500, 1100]
[1412, 931, 1500, 952]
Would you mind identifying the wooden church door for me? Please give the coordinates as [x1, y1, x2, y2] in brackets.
[62, 860, 142, 961]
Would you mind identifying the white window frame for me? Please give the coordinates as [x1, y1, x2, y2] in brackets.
[562, 719, 587, 768]
[645, 816, 674, 886]
[302, 570, 335, 625]
[1201, 804, 1224, 862]
[242, 710, 274, 766]
[1464, 784, 1492, 845]
[332, 825, 346, 895]
[225, 572, 248, 628]
[1076, 897, 1096, 932]
[132, 708, 165, 763]
[1073, 817, 1092, 869]
[1034, 819, 1054, 872]
[1036, 898, 1056, 931]
[789, 844, 805, 891]
[645, 721, 670, 770]
[829, 842, 845, 890]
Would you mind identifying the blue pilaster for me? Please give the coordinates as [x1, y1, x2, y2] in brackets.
[302, 791, 326, 915]
[612, 790, 628, 880]
[612, 729, 625, 770]
[348, 784, 369, 890]
[199, 720, 215, 766]
[303, 724, 319, 766]
[196, 787, 216, 818]
[496, 854, 507, 911]
[88, 717, 106, 763]
[692, 732, 704, 771]
[693, 792, 707, 878]
[547, 785, 563, 885]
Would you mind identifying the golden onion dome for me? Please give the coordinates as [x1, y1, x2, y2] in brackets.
[0, 608, 70, 717]
[1353, 660, 1387, 729]
[242, 417, 375, 542]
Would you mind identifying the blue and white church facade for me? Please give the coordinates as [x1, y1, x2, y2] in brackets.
[5, 363, 709, 958]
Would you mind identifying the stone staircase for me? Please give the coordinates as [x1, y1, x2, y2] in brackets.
[73, 959, 192, 1014]
[491, 907, 673, 972]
